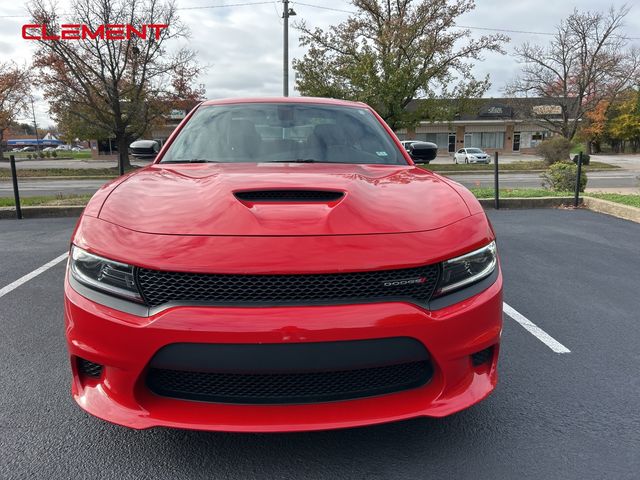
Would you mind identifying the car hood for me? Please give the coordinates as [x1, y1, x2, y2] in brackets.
[98, 163, 471, 236]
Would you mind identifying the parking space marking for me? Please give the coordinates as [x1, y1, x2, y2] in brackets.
[0, 253, 573, 356]
[0, 252, 68, 300]
[503, 302, 571, 354]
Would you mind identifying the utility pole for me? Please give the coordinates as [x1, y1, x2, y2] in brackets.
[282, 0, 296, 96]
[30, 97, 41, 154]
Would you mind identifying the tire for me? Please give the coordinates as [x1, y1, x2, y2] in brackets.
[465, 157, 469, 164]
[454, 156, 458, 164]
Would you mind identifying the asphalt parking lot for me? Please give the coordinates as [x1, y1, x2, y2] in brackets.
[1, 209, 639, 479]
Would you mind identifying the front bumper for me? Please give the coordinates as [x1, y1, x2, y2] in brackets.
[64, 268, 503, 432]
[469, 157, 490, 164]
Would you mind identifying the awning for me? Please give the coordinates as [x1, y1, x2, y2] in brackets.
[7, 138, 63, 146]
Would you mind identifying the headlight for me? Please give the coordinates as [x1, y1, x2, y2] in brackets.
[436, 241, 497, 295]
[69, 246, 143, 302]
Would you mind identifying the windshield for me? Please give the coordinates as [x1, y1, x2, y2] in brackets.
[467, 148, 483, 154]
[160, 103, 405, 165]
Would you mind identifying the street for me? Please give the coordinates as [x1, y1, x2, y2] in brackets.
[1, 210, 639, 479]
[1, 169, 638, 197]
[1, 155, 638, 197]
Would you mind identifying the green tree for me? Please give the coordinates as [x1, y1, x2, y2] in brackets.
[293, 0, 507, 130]
[608, 89, 640, 152]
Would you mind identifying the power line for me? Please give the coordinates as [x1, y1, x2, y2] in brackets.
[3, 1, 639, 40]
[177, 1, 273, 11]
[292, 2, 640, 40]
[456, 25, 554, 36]
[293, 2, 352, 14]
[0, 2, 274, 18]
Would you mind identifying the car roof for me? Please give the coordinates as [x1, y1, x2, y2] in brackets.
[200, 96, 369, 109]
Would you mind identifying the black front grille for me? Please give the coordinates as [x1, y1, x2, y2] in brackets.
[147, 361, 432, 404]
[234, 189, 344, 202]
[136, 264, 440, 308]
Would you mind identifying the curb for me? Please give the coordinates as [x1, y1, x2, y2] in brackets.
[0, 206, 85, 219]
[478, 196, 580, 209]
[2, 197, 638, 224]
[0, 176, 113, 181]
[582, 197, 640, 223]
[0, 197, 580, 220]
[419, 167, 617, 175]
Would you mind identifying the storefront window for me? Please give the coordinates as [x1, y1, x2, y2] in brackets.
[465, 132, 505, 149]
[519, 131, 548, 149]
[415, 133, 449, 148]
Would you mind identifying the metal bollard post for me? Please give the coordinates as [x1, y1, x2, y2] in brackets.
[494, 151, 499, 209]
[574, 151, 583, 208]
[9, 155, 23, 220]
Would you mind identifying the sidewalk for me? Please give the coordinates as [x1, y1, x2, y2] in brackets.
[431, 153, 542, 165]
[590, 154, 640, 172]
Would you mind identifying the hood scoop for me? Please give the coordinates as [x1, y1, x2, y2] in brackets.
[234, 189, 344, 203]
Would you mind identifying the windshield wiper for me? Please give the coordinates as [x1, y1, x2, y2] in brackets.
[161, 159, 219, 163]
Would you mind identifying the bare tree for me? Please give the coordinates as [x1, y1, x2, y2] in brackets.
[28, 0, 204, 170]
[507, 5, 640, 140]
[0, 62, 30, 160]
[293, 0, 507, 130]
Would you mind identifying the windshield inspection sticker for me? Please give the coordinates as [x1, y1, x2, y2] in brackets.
[376, 151, 388, 156]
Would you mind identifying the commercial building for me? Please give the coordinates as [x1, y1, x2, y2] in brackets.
[396, 97, 572, 156]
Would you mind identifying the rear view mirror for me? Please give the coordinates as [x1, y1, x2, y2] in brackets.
[408, 141, 438, 163]
[129, 140, 160, 160]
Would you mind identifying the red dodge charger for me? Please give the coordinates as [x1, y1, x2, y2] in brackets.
[64, 97, 502, 432]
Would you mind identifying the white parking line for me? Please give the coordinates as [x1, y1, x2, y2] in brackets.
[0, 252, 68, 300]
[0, 255, 573, 356]
[503, 302, 571, 354]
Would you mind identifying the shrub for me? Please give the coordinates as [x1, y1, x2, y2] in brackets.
[51, 150, 57, 157]
[541, 162, 587, 192]
[572, 153, 590, 166]
[26, 153, 32, 159]
[45, 151, 51, 158]
[38, 151, 45, 158]
[536, 136, 573, 165]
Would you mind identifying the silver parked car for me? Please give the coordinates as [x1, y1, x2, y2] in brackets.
[454, 148, 490, 164]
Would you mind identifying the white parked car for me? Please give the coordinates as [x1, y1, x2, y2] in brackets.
[454, 148, 490, 164]
[56, 145, 73, 151]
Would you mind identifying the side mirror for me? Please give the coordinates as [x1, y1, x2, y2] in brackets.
[129, 140, 160, 160]
[408, 141, 438, 163]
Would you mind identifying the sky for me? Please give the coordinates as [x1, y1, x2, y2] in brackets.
[1, 0, 639, 128]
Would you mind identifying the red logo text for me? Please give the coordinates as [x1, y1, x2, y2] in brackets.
[22, 24, 169, 41]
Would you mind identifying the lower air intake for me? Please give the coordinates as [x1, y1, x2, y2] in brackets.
[471, 346, 495, 366]
[146, 338, 433, 404]
[77, 357, 103, 378]
[147, 361, 432, 404]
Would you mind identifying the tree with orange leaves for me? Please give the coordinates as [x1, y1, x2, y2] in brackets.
[28, 0, 204, 172]
[581, 100, 609, 154]
[0, 62, 30, 160]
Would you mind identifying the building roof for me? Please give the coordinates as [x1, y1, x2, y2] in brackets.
[405, 97, 578, 121]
